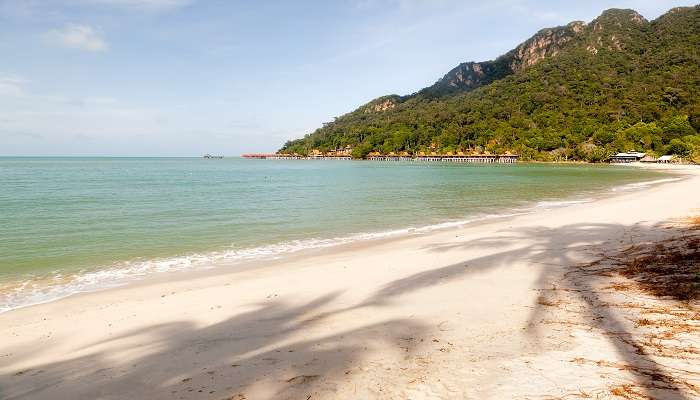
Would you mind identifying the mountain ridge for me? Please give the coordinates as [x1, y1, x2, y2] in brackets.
[422, 20, 586, 97]
[280, 5, 700, 162]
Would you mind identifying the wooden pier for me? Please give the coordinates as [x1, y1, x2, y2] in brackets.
[367, 155, 519, 163]
[242, 153, 301, 160]
[243, 153, 519, 163]
[242, 154, 351, 160]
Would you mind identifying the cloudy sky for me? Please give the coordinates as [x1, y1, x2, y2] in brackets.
[1, 0, 695, 156]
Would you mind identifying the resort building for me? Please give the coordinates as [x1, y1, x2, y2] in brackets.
[658, 155, 675, 163]
[610, 151, 646, 163]
[309, 149, 324, 159]
[337, 145, 353, 156]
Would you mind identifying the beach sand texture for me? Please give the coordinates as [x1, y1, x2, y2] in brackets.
[1, 165, 699, 400]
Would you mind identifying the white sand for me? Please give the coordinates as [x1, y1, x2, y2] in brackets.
[1, 164, 699, 400]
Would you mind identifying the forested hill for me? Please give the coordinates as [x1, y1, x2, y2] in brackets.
[279, 6, 700, 162]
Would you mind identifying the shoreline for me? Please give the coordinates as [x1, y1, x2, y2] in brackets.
[0, 164, 687, 315]
[1, 164, 699, 399]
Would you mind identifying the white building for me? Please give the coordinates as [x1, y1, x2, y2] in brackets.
[610, 151, 646, 163]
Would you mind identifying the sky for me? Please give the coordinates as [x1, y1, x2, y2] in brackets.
[0, 0, 696, 156]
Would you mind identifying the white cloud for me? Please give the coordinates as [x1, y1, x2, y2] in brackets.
[44, 24, 107, 52]
[353, 0, 456, 13]
[0, 88, 164, 141]
[0, 76, 26, 96]
[80, 0, 192, 11]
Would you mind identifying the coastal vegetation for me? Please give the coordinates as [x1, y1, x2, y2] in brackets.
[280, 6, 700, 162]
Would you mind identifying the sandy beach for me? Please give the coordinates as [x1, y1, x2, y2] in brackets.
[1, 164, 699, 400]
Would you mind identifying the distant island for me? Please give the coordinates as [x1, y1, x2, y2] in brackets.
[279, 6, 700, 163]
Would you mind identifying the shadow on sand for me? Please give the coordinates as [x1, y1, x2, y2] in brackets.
[1, 221, 696, 399]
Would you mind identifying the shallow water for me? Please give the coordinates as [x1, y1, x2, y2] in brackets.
[0, 157, 667, 311]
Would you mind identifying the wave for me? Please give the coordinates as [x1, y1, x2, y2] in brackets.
[611, 177, 682, 192]
[0, 209, 540, 313]
[536, 199, 593, 209]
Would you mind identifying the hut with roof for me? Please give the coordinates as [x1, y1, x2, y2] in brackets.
[610, 151, 646, 163]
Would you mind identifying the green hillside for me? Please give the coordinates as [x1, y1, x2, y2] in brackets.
[279, 6, 700, 162]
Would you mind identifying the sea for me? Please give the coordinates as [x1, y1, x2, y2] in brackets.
[0, 157, 672, 312]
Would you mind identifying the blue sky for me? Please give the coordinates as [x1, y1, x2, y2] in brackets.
[0, 0, 696, 156]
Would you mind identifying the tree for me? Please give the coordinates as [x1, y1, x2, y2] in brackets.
[351, 143, 373, 159]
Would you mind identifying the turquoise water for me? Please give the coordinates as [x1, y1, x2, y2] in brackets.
[0, 157, 666, 311]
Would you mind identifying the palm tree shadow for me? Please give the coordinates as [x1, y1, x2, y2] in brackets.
[361, 222, 691, 399]
[1, 292, 429, 400]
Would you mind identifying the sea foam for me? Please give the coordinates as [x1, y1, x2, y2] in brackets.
[612, 177, 682, 191]
[0, 209, 537, 313]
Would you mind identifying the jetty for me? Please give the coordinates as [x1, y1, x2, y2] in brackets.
[243, 143, 519, 163]
[367, 154, 518, 163]
[242, 152, 519, 163]
[242, 153, 302, 160]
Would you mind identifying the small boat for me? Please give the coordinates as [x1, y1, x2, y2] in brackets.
[203, 154, 224, 159]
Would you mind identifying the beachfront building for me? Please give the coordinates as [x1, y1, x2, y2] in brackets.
[337, 145, 353, 156]
[610, 151, 646, 163]
[303, 148, 352, 160]
[367, 151, 384, 161]
[658, 155, 675, 163]
[309, 149, 324, 159]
